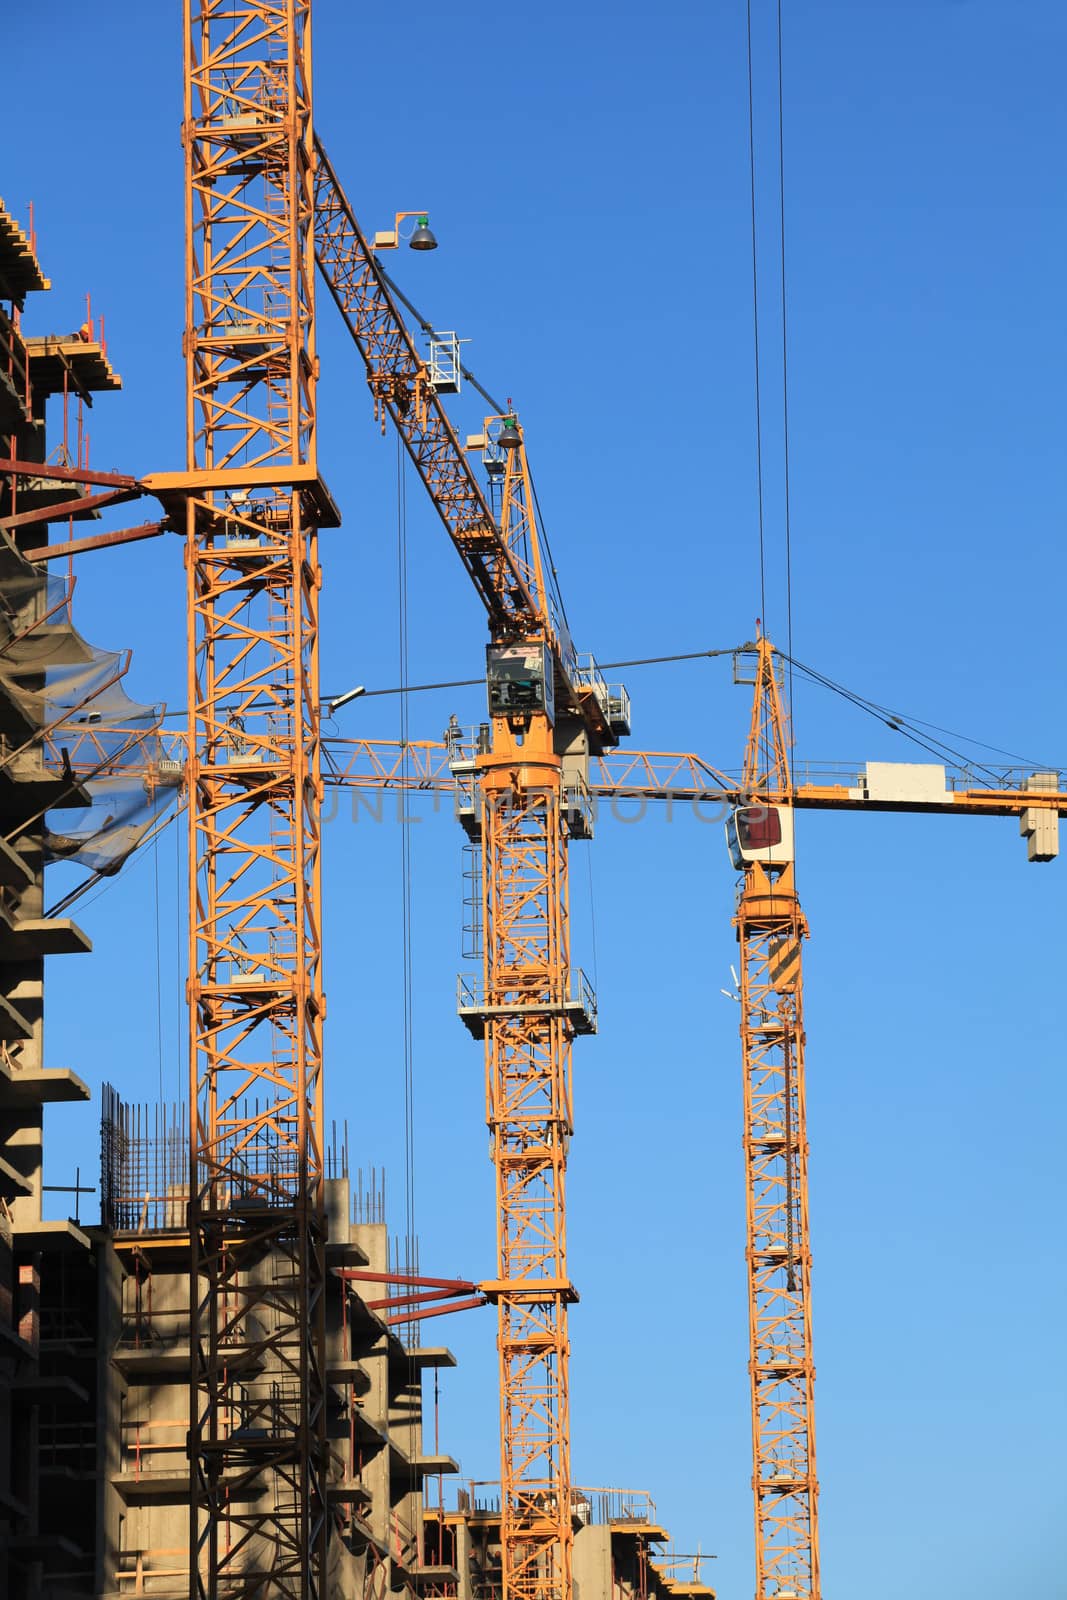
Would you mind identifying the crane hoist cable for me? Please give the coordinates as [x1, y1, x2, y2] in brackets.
[377, 264, 508, 416]
[746, 0, 795, 720]
[153, 829, 165, 1105]
[776, 0, 796, 755]
[527, 466, 573, 641]
[779, 650, 1053, 776]
[396, 431, 418, 1273]
[746, 0, 769, 625]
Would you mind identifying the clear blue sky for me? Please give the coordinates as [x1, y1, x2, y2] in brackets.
[6, 3, 1066, 1595]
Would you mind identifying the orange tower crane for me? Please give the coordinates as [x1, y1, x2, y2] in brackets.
[306, 147, 628, 1600]
[727, 637, 818, 1600]
[720, 636, 1062, 1599]
[146, 4, 336, 1596]
[456, 422, 602, 1600]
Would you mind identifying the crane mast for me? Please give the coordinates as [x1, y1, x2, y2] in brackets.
[179, 4, 328, 1595]
[478, 722, 575, 1600]
[732, 638, 819, 1599]
[468, 427, 582, 1600]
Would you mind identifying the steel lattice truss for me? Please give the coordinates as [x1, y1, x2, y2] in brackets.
[480, 750, 575, 1600]
[311, 139, 541, 638]
[185, 4, 316, 471]
[738, 874, 818, 1599]
[182, 4, 326, 1597]
[735, 638, 819, 1600]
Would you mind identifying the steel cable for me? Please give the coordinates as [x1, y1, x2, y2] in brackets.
[396, 431, 418, 1294]
[746, 0, 769, 627]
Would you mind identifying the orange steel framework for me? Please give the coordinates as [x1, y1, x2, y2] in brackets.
[177, 4, 329, 1597]
[477, 731, 575, 1600]
[467, 429, 579, 1600]
[735, 637, 818, 1599]
[306, 134, 611, 1600]
[47, 721, 1067, 821]
[50, 726, 1067, 825]
[311, 141, 543, 637]
[310, 138, 617, 745]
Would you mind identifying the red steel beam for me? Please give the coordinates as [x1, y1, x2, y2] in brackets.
[0, 486, 142, 530]
[24, 520, 169, 562]
[338, 1270, 479, 1293]
[0, 458, 143, 489]
[384, 1295, 488, 1326]
[365, 1285, 480, 1312]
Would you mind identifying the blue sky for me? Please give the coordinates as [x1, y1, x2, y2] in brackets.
[6, 2, 1066, 1595]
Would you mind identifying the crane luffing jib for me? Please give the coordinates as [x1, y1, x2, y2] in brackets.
[310, 137, 622, 744]
[311, 137, 535, 626]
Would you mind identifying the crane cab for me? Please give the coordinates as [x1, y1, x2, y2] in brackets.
[486, 643, 555, 725]
[726, 804, 794, 871]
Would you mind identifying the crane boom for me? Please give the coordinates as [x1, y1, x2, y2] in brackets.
[48, 728, 1067, 823]
[310, 139, 624, 751]
[311, 138, 544, 637]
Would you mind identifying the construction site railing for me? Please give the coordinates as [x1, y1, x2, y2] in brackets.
[456, 1482, 657, 1528]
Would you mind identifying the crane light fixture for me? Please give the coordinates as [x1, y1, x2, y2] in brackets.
[372, 211, 438, 251]
[328, 684, 366, 715]
[409, 216, 438, 251]
[498, 417, 521, 449]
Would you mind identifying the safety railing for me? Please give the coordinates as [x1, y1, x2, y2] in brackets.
[0, 304, 31, 419]
[457, 969, 597, 1035]
[121, 1416, 187, 1479]
[455, 1483, 657, 1527]
[113, 1547, 189, 1593]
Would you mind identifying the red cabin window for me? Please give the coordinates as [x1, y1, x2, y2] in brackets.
[736, 805, 782, 851]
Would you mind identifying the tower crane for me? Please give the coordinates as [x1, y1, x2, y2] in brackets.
[144, 4, 332, 1595]
[727, 638, 817, 1600]
[721, 635, 1061, 1600]
[306, 134, 630, 1600]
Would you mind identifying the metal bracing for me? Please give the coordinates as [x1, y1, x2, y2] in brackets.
[51, 728, 1067, 819]
[182, 4, 327, 1597]
[465, 425, 579, 1600]
[735, 638, 819, 1600]
[310, 146, 630, 753]
[737, 863, 817, 1599]
[479, 720, 574, 1600]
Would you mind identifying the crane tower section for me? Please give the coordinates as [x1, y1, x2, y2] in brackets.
[731, 639, 820, 1600]
[479, 727, 576, 1600]
[178, 4, 331, 1596]
[457, 429, 602, 1600]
